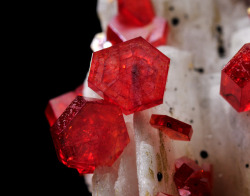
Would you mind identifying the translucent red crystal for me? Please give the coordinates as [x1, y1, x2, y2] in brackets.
[88, 37, 170, 115]
[174, 157, 213, 196]
[118, 0, 154, 26]
[107, 16, 168, 47]
[45, 84, 83, 127]
[220, 43, 250, 112]
[150, 114, 193, 141]
[50, 96, 130, 174]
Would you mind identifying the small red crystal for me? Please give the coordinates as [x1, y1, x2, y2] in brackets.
[50, 96, 130, 174]
[107, 16, 168, 47]
[174, 157, 212, 196]
[220, 43, 250, 112]
[88, 37, 170, 115]
[150, 114, 193, 141]
[118, 0, 154, 26]
[45, 84, 84, 127]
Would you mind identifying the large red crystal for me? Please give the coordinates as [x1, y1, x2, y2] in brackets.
[118, 0, 154, 26]
[45, 84, 83, 127]
[150, 114, 193, 141]
[174, 157, 213, 196]
[88, 37, 170, 115]
[107, 16, 168, 47]
[50, 96, 130, 174]
[220, 43, 250, 112]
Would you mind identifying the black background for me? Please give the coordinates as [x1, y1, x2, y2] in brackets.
[21, 1, 101, 195]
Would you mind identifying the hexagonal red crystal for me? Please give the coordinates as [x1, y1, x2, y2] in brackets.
[45, 84, 84, 127]
[50, 96, 130, 174]
[88, 37, 170, 115]
[107, 16, 168, 47]
[118, 0, 154, 26]
[220, 43, 250, 112]
[150, 114, 193, 141]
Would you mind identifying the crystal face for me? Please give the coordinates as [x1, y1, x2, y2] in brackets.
[150, 114, 193, 141]
[88, 37, 170, 115]
[45, 85, 83, 127]
[118, 0, 154, 26]
[50, 96, 130, 174]
[174, 157, 212, 196]
[107, 16, 168, 47]
[220, 43, 250, 112]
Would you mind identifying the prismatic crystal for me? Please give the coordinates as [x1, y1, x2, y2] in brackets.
[88, 37, 170, 115]
[150, 114, 193, 141]
[220, 43, 250, 112]
[50, 96, 130, 174]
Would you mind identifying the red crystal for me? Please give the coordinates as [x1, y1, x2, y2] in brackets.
[107, 16, 168, 47]
[45, 84, 84, 127]
[50, 96, 130, 174]
[150, 114, 193, 141]
[88, 37, 170, 115]
[220, 43, 250, 112]
[174, 157, 212, 196]
[118, 0, 154, 26]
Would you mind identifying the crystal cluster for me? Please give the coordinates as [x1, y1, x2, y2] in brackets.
[50, 96, 129, 174]
[107, 0, 168, 46]
[88, 37, 170, 115]
[220, 43, 250, 112]
[174, 157, 212, 196]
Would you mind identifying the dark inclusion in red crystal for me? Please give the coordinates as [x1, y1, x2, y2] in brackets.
[88, 37, 170, 115]
[220, 43, 250, 112]
[174, 157, 213, 196]
[150, 114, 193, 141]
[50, 96, 130, 174]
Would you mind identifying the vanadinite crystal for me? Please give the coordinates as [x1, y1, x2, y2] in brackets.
[50, 96, 130, 174]
[45, 85, 83, 127]
[107, 0, 168, 47]
[174, 157, 212, 196]
[220, 43, 250, 112]
[150, 114, 193, 141]
[118, 0, 154, 26]
[88, 37, 170, 115]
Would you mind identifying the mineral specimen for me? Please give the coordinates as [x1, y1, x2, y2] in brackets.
[45, 84, 83, 127]
[150, 114, 193, 141]
[50, 96, 130, 174]
[88, 37, 170, 115]
[220, 43, 250, 112]
[156, 192, 173, 196]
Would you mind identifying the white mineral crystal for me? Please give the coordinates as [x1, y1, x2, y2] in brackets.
[84, 0, 250, 195]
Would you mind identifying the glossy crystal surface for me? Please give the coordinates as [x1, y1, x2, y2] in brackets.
[88, 37, 170, 115]
[150, 114, 193, 141]
[50, 96, 130, 174]
[220, 43, 250, 112]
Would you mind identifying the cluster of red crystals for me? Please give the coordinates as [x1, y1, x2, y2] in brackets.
[107, 0, 168, 47]
[156, 192, 173, 196]
[174, 157, 213, 196]
[118, 0, 154, 26]
[45, 84, 83, 127]
[150, 114, 193, 141]
[50, 96, 130, 174]
[220, 43, 250, 112]
[88, 37, 170, 115]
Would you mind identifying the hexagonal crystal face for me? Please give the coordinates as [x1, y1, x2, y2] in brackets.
[88, 37, 170, 115]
